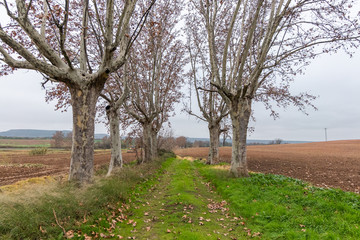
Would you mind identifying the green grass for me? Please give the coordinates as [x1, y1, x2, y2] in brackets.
[196, 161, 360, 239]
[0, 144, 51, 148]
[77, 158, 249, 239]
[0, 153, 173, 240]
[2, 157, 359, 239]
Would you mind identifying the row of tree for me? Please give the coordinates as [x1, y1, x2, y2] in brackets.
[0, 0, 359, 184]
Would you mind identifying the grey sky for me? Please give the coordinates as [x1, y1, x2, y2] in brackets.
[1, 3, 360, 142]
[0, 50, 359, 142]
[170, 51, 360, 141]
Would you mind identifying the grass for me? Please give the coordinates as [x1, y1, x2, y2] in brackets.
[196, 160, 360, 239]
[1, 156, 359, 239]
[0, 152, 174, 240]
[0, 144, 51, 148]
[0, 138, 52, 148]
[75, 158, 250, 239]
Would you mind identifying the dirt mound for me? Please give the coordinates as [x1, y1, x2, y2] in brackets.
[175, 140, 360, 193]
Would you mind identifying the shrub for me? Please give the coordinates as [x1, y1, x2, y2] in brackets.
[29, 147, 48, 156]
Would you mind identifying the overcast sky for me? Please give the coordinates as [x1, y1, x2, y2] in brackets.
[0, 49, 359, 142]
[171, 50, 360, 142]
[1, 2, 360, 142]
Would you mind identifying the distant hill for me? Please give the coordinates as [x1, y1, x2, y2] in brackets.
[0, 129, 108, 139]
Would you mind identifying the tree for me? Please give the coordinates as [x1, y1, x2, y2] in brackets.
[124, 0, 185, 163]
[175, 136, 187, 148]
[188, 0, 360, 177]
[220, 116, 232, 147]
[157, 127, 176, 152]
[64, 131, 72, 149]
[185, 24, 228, 164]
[101, 71, 129, 176]
[51, 131, 64, 148]
[46, 64, 129, 176]
[0, 0, 155, 184]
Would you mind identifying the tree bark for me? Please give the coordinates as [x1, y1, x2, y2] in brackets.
[106, 107, 123, 176]
[151, 128, 158, 160]
[141, 122, 153, 163]
[208, 123, 220, 164]
[229, 100, 252, 177]
[68, 82, 103, 184]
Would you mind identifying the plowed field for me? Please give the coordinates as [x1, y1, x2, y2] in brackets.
[174, 140, 360, 193]
[0, 150, 136, 186]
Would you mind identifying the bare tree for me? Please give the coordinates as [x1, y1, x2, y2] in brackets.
[101, 71, 129, 176]
[124, 0, 185, 163]
[157, 126, 176, 152]
[0, 0, 156, 184]
[188, 0, 360, 177]
[51, 131, 65, 148]
[175, 136, 187, 148]
[185, 24, 228, 164]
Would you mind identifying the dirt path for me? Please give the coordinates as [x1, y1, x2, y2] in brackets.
[113, 159, 250, 239]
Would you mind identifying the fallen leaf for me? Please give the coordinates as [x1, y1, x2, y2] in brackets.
[65, 230, 74, 239]
[39, 226, 47, 234]
[199, 222, 204, 225]
[84, 234, 92, 240]
[144, 212, 149, 216]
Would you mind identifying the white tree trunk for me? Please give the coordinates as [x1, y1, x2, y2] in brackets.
[208, 123, 220, 164]
[68, 83, 102, 184]
[106, 107, 123, 176]
[229, 100, 252, 177]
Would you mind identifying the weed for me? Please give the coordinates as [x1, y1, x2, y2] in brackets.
[29, 147, 48, 156]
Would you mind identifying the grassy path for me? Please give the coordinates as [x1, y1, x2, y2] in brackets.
[112, 158, 249, 239]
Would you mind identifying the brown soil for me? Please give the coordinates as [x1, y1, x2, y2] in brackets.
[0, 150, 136, 186]
[174, 140, 360, 193]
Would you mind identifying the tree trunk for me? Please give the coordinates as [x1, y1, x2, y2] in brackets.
[229, 100, 252, 177]
[68, 82, 103, 184]
[151, 129, 158, 160]
[208, 123, 220, 164]
[141, 122, 153, 163]
[106, 107, 123, 176]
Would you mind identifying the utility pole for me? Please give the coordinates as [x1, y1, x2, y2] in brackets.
[324, 128, 327, 142]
